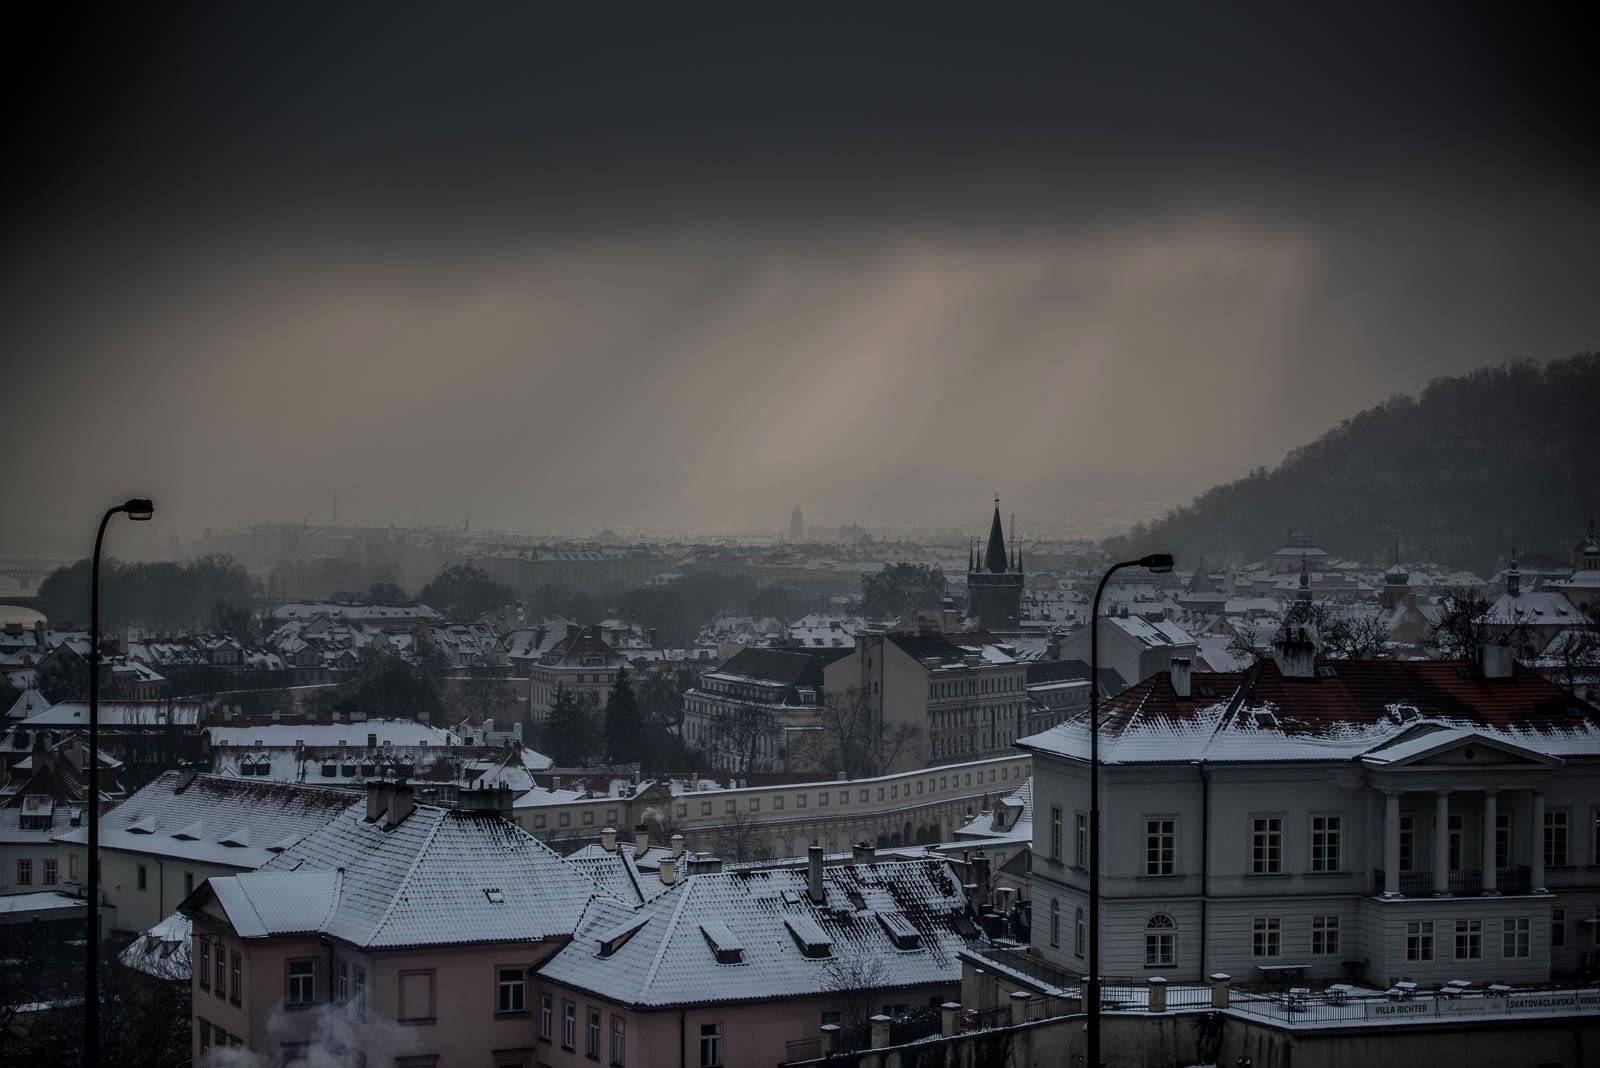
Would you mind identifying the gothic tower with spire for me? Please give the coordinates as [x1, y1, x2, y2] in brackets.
[966, 496, 1025, 631]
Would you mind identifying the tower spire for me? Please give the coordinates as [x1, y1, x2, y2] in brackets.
[984, 497, 1009, 574]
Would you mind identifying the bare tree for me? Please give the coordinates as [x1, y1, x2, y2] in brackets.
[1542, 604, 1600, 696]
[1225, 617, 1267, 666]
[808, 686, 921, 779]
[707, 701, 778, 775]
[822, 954, 891, 1033]
[712, 807, 769, 863]
[1323, 608, 1391, 660]
[1428, 587, 1534, 661]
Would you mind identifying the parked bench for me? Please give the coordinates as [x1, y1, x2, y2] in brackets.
[1325, 983, 1354, 1004]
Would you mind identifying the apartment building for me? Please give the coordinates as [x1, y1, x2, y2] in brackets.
[1017, 636, 1600, 989]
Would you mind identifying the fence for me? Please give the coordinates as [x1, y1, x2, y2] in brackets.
[1228, 985, 1600, 1026]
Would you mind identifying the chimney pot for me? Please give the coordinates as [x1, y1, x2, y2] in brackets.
[671, 833, 685, 858]
[635, 823, 649, 858]
[601, 826, 618, 852]
[659, 856, 676, 885]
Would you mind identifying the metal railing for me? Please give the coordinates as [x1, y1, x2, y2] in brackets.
[1372, 866, 1531, 896]
[967, 945, 1082, 991]
[784, 1036, 821, 1062]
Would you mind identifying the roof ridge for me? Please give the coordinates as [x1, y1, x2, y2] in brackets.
[362, 808, 447, 946]
[639, 878, 695, 997]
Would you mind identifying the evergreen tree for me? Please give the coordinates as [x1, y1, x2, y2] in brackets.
[603, 667, 645, 765]
[545, 684, 594, 766]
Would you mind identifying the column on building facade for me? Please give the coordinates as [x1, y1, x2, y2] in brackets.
[1433, 790, 1452, 895]
[1481, 790, 1499, 894]
[1530, 790, 1546, 893]
[1383, 791, 1401, 897]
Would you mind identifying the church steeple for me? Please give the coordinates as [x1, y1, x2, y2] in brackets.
[984, 496, 1009, 574]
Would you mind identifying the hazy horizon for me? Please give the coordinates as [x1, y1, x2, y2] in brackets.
[3, 6, 1595, 557]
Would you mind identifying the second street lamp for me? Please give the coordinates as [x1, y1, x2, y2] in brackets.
[1086, 551, 1172, 1068]
[86, 497, 154, 1064]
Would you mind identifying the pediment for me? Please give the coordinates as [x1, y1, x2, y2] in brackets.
[1361, 726, 1560, 769]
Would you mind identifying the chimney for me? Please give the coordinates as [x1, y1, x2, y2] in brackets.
[659, 856, 677, 885]
[634, 823, 650, 858]
[459, 783, 513, 818]
[686, 853, 723, 875]
[601, 826, 618, 852]
[384, 780, 415, 829]
[1271, 626, 1318, 678]
[852, 841, 875, 865]
[365, 779, 390, 822]
[566, 623, 580, 639]
[1479, 643, 1514, 679]
[807, 844, 826, 904]
[972, 850, 991, 910]
[671, 833, 685, 858]
[1170, 657, 1192, 699]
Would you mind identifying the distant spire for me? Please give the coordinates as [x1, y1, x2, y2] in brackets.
[1393, 534, 1400, 567]
[984, 498, 1009, 574]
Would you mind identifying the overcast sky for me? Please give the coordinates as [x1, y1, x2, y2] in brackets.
[2, 4, 1595, 552]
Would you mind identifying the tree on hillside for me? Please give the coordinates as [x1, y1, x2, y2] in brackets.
[460, 665, 515, 721]
[37, 554, 258, 632]
[35, 651, 89, 704]
[603, 667, 646, 765]
[417, 564, 518, 622]
[346, 653, 444, 725]
[861, 563, 946, 621]
[545, 684, 598, 766]
[207, 599, 256, 640]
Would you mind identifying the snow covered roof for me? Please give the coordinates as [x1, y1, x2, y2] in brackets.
[118, 911, 192, 981]
[4, 688, 50, 721]
[537, 859, 973, 1009]
[54, 771, 353, 868]
[21, 699, 204, 727]
[205, 719, 457, 749]
[1103, 615, 1197, 649]
[199, 802, 605, 949]
[1019, 658, 1600, 766]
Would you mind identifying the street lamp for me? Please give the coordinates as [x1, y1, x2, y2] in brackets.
[86, 498, 153, 1061]
[1086, 551, 1172, 1068]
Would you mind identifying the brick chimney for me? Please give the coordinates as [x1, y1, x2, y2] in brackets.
[1170, 657, 1192, 699]
[852, 841, 875, 865]
[659, 856, 676, 885]
[1271, 626, 1318, 678]
[807, 844, 825, 904]
[384, 780, 415, 829]
[601, 826, 618, 852]
[1479, 643, 1514, 679]
[634, 823, 650, 858]
[365, 779, 391, 822]
[671, 833, 685, 858]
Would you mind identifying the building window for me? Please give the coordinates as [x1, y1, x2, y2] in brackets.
[1455, 919, 1482, 959]
[540, 994, 553, 1040]
[216, 947, 226, 999]
[563, 1001, 576, 1049]
[42, 860, 57, 885]
[1145, 818, 1175, 876]
[136, 863, 147, 891]
[612, 1015, 626, 1066]
[15, 859, 30, 886]
[1049, 899, 1060, 947]
[1553, 908, 1566, 948]
[1051, 806, 1062, 861]
[399, 970, 435, 1023]
[336, 960, 349, 1004]
[353, 966, 366, 1020]
[1399, 816, 1415, 871]
[497, 967, 526, 1014]
[699, 1022, 724, 1067]
[1502, 917, 1530, 958]
[1252, 917, 1281, 958]
[231, 952, 241, 1006]
[1311, 915, 1339, 956]
[1448, 814, 1463, 871]
[1251, 817, 1283, 874]
[1496, 810, 1511, 870]
[200, 940, 211, 990]
[1545, 810, 1569, 867]
[1075, 812, 1087, 868]
[1310, 816, 1341, 873]
[1144, 914, 1176, 967]
[199, 1017, 211, 1055]
[588, 1006, 601, 1057]
[1406, 921, 1434, 962]
[287, 960, 315, 1005]
[1075, 908, 1086, 957]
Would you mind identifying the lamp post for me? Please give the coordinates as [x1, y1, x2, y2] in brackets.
[86, 498, 153, 1062]
[1086, 552, 1172, 1068]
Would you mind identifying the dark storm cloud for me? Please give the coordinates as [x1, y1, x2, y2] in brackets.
[1, 4, 1595, 550]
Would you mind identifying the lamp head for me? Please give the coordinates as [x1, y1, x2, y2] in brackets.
[123, 499, 155, 521]
[1139, 552, 1175, 574]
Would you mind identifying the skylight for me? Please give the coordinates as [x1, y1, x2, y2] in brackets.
[483, 888, 505, 903]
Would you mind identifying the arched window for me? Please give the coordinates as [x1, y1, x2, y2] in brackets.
[1145, 913, 1176, 967]
[1049, 899, 1060, 948]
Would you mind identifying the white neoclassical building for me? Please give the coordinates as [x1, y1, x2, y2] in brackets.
[1016, 634, 1600, 989]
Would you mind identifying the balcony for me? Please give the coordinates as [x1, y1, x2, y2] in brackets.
[1372, 866, 1531, 897]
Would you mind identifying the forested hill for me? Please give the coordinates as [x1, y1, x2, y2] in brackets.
[1107, 354, 1600, 573]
